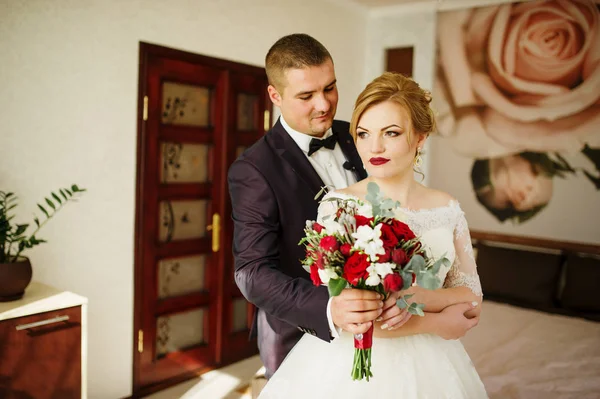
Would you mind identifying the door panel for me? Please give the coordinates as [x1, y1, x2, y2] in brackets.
[134, 43, 268, 396]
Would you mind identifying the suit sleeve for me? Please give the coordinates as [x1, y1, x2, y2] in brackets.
[228, 159, 331, 341]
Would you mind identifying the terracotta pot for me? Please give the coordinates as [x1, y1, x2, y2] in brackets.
[0, 257, 32, 302]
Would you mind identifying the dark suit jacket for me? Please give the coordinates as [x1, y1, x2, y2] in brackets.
[228, 119, 367, 377]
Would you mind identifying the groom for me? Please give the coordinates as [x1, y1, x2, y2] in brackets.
[228, 34, 403, 379]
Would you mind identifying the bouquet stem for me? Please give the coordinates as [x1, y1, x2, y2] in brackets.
[351, 324, 374, 381]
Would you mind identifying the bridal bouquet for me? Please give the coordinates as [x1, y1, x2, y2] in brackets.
[299, 182, 447, 381]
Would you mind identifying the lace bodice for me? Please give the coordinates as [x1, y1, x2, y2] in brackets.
[317, 192, 483, 297]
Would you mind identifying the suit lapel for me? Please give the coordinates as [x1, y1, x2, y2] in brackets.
[268, 121, 326, 199]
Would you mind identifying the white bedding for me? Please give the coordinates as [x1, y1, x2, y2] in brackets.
[461, 301, 600, 399]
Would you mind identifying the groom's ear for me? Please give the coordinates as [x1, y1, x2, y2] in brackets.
[268, 85, 283, 107]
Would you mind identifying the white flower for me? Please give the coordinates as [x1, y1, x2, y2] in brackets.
[365, 266, 381, 286]
[318, 268, 338, 285]
[374, 262, 395, 278]
[363, 240, 385, 262]
[352, 224, 384, 261]
[322, 219, 345, 235]
[357, 202, 373, 218]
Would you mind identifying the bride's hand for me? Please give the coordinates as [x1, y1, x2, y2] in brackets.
[376, 291, 412, 331]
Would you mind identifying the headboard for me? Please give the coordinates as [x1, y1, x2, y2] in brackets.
[470, 230, 600, 322]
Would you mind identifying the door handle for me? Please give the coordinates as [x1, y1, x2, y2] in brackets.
[206, 213, 220, 252]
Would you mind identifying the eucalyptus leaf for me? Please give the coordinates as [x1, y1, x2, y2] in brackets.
[400, 270, 413, 290]
[416, 272, 440, 290]
[405, 254, 425, 273]
[431, 256, 450, 274]
[396, 298, 408, 309]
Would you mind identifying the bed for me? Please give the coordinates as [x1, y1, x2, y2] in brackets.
[461, 240, 600, 399]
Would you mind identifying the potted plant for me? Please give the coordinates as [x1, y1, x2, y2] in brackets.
[0, 185, 85, 301]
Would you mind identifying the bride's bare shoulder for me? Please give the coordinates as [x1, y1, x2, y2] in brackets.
[417, 185, 457, 208]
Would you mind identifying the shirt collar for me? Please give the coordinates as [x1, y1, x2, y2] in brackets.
[280, 115, 333, 155]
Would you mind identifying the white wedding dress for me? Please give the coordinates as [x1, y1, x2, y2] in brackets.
[258, 193, 488, 399]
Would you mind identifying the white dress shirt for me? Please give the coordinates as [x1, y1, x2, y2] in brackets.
[280, 116, 355, 339]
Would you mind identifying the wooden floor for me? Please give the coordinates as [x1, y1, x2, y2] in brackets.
[142, 355, 263, 399]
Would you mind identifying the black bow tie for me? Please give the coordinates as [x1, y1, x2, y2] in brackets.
[308, 132, 337, 156]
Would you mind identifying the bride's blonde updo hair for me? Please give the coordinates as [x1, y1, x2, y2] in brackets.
[350, 72, 436, 145]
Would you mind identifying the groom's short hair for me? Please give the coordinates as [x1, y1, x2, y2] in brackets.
[265, 33, 332, 91]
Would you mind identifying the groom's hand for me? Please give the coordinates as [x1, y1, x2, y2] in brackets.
[434, 302, 479, 340]
[331, 288, 384, 335]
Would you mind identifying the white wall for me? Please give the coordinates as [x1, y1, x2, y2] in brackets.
[364, 6, 438, 184]
[0, 1, 365, 397]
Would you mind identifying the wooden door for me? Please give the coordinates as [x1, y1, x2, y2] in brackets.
[133, 43, 269, 396]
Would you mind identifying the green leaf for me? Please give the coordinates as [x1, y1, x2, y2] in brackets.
[431, 256, 450, 274]
[52, 192, 62, 205]
[34, 217, 40, 227]
[45, 198, 56, 210]
[15, 224, 28, 236]
[328, 277, 347, 297]
[396, 297, 408, 309]
[405, 254, 426, 273]
[416, 272, 440, 290]
[400, 270, 413, 290]
[59, 189, 68, 201]
[37, 204, 49, 217]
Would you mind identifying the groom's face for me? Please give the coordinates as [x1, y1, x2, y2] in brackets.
[268, 59, 338, 137]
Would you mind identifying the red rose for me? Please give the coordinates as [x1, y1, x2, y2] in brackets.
[313, 222, 324, 233]
[380, 224, 399, 249]
[355, 215, 373, 228]
[383, 273, 403, 293]
[377, 248, 392, 263]
[319, 236, 339, 252]
[343, 252, 370, 285]
[392, 248, 408, 266]
[389, 219, 415, 241]
[310, 263, 322, 286]
[340, 243, 352, 256]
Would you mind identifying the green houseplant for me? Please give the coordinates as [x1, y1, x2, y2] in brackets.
[0, 185, 85, 301]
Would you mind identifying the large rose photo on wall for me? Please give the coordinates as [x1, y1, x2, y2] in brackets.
[434, 0, 600, 223]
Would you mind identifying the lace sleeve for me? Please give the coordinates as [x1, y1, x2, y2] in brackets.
[443, 206, 483, 297]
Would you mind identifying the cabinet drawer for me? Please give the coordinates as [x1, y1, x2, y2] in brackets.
[0, 305, 82, 399]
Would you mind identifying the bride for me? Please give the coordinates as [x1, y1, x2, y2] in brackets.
[258, 72, 488, 398]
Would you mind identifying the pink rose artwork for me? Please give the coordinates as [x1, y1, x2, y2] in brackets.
[435, 0, 600, 158]
[434, 0, 600, 223]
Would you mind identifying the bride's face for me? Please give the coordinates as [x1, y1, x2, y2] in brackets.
[355, 101, 423, 179]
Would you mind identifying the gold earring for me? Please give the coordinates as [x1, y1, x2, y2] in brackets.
[414, 148, 423, 168]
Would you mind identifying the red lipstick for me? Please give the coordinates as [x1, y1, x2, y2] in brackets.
[369, 157, 390, 166]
